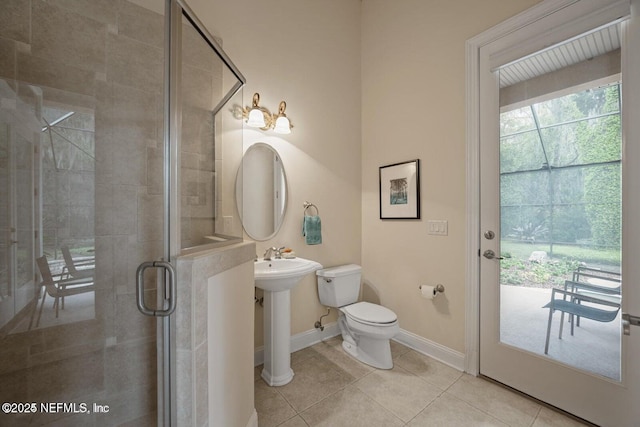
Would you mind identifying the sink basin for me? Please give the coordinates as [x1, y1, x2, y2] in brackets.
[254, 257, 322, 292]
[254, 256, 322, 386]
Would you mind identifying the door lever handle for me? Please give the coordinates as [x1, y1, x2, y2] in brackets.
[622, 313, 640, 336]
[483, 249, 504, 260]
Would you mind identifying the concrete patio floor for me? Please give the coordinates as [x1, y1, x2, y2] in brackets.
[500, 285, 621, 380]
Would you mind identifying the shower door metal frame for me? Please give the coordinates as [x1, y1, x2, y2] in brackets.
[159, 1, 246, 425]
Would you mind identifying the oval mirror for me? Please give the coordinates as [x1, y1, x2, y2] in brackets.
[235, 143, 287, 241]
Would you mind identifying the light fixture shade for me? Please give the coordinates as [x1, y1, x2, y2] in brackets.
[273, 116, 291, 134]
[247, 108, 266, 128]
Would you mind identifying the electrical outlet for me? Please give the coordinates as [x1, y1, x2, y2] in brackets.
[427, 220, 448, 236]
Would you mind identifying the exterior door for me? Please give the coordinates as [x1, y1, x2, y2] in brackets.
[478, 1, 640, 425]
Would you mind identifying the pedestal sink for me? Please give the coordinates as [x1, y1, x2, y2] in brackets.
[255, 257, 322, 386]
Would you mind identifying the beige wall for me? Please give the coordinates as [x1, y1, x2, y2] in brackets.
[188, 0, 542, 353]
[361, 0, 541, 353]
[188, 0, 362, 347]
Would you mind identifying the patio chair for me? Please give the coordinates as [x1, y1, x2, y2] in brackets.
[61, 246, 95, 280]
[30, 256, 95, 328]
[569, 267, 621, 328]
[544, 285, 620, 354]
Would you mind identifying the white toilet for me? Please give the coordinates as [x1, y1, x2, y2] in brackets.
[316, 264, 399, 369]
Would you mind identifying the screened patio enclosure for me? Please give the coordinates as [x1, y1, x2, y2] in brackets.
[498, 81, 622, 380]
[500, 83, 621, 272]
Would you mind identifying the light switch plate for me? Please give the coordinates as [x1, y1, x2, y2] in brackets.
[427, 220, 448, 236]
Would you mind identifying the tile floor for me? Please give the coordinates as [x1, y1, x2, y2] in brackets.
[254, 338, 590, 427]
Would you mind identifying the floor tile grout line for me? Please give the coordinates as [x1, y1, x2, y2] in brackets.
[402, 389, 447, 427]
[276, 356, 358, 415]
[350, 363, 450, 425]
[259, 342, 586, 427]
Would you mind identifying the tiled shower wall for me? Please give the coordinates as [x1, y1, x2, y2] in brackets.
[180, 19, 222, 249]
[0, 1, 166, 425]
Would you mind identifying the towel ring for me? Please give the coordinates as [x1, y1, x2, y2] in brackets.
[303, 201, 319, 216]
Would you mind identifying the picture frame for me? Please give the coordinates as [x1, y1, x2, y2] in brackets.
[379, 159, 420, 219]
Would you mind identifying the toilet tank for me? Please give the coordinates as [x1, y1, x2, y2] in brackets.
[316, 264, 362, 307]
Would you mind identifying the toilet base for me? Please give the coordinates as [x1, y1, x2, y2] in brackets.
[340, 334, 394, 370]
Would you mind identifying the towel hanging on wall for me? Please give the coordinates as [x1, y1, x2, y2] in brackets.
[302, 202, 322, 245]
[303, 215, 322, 245]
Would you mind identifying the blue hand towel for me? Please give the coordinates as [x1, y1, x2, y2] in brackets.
[303, 215, 322, 245]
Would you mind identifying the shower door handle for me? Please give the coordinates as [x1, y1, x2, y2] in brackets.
[136, 261, 177, 317]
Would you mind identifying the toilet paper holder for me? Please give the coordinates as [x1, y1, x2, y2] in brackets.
[419, 283, 445, 293]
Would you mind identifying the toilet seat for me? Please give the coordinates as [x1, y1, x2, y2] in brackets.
[343, 302, 397, 326]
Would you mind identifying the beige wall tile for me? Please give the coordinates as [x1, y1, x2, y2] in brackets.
[175, 263, 193, 350]
[48, 0, 117, 26]
[115, 291, 156, 342]
[146, 147, 164, 195]
[32, 0, 107, 73]
[101, 383, 157, 426]
[182, 22, 217, 72]
[175, 349, 194, 425]
[105, 340, 156, 392]
[113, 185, 138, 235]
[137, 193, 163, 242]
[195, 342, 209, 426]
[28, 349, 104, 402]
[182, 64, 214, 111]
[117, 0, 164, 49]
[0, 38, 16, 80]
[18, 53, 96, 97]
[0, 0, 30, 44]
[106, 33, 163, 94]
[181, 106, 214, 154]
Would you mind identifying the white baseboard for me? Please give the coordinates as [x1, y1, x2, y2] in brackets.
[254, 322, 340, 366]
[254, 323, 465, 372]
[393, 328, 465, 372]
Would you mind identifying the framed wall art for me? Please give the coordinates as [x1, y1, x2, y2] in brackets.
[379, 159, 420, 219]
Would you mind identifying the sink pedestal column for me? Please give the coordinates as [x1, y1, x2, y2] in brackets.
[261, 289, 294, 386]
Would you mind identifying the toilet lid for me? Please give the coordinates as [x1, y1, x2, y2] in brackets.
[343, 302, 397, 324]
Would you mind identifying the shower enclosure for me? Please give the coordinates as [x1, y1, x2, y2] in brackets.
[0, 0, 244, 425]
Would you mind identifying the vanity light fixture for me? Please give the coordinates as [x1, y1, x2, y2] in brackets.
[242, 92, 293, 134]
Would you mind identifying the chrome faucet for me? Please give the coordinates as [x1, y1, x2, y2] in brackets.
[263, 246, 285, 261]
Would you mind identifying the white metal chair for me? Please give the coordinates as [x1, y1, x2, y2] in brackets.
[30, 256, 95, 328]
[61, 246, 95, 280]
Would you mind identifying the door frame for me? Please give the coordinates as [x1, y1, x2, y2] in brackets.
[465, 0, 631, 374]
[466, 2, 640, 422]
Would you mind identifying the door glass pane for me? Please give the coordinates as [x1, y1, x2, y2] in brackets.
[499, 73, 622, 380]
[180, 14, 243, 250]
[0, 0, 166, 424]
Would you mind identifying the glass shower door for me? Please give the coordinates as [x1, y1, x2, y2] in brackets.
[0, 1, 168, 425]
